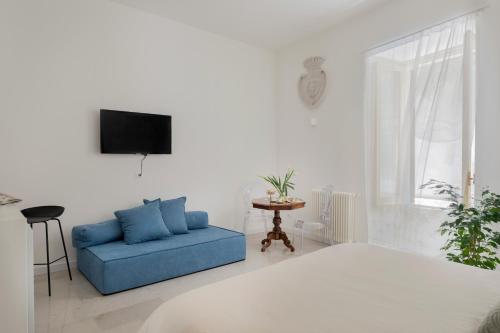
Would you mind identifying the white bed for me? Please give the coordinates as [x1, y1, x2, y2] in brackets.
[139, 244, 500, 333]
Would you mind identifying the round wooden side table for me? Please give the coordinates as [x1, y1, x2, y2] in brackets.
[252, 198, 306, 252]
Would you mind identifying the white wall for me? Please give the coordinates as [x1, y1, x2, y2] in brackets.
[276, 0, 500, 242]
[1, 0, 277, 266]
[476, 0, 500, 192]
[3, 0, 500, 267]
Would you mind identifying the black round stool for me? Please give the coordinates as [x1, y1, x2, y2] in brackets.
[21, 206, 72, 296]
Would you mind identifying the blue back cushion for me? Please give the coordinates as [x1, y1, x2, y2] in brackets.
[144, 197, 188, 234]
[185, 211, 209, 230]
[72, 219, 123, 249]
[115, 201, 171, 245]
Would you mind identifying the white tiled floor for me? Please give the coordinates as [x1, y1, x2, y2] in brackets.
[35, 234, 328, 333]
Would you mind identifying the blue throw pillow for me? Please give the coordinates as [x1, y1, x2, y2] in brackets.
[115, 201, 171, 245]
[144, 197, 188, 234]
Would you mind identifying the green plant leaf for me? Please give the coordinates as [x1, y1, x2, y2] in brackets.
[422, 179, 500, 270]
[260, 169, 296, 198]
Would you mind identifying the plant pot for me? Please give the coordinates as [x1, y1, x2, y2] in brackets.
[277, 195, 287, 203]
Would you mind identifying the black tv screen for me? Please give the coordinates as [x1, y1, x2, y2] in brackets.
[100, 109, 171, 154]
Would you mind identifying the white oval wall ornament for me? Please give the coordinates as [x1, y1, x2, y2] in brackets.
[298, 57, 327, 110]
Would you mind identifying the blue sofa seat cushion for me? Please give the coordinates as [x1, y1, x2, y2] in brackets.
[77, 225, 246, 294]
[115, 201, 171, 244]
[86, 226, 241, 262]
[72, 219, 123, 249]
[144, 197, 188, 234]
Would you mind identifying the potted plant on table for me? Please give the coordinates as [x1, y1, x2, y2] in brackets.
[261, 169, 295, 203]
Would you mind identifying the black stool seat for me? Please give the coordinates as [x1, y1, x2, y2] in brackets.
[22, 206, 65, 223]
[21, 205, 71, 296]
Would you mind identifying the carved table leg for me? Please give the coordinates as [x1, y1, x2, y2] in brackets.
[260, 210, 295, 252]
[281, 231, 295, 252]
[261, 237, 272, 252]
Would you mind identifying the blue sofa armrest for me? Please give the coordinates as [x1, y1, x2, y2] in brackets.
[72, 219, 123, 249]
[185, 211, 209, 230]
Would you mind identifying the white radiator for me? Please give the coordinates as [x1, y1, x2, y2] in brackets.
[312, 190, 359, 244]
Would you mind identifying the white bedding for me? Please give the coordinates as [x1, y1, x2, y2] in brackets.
[139, 244, 500, 333]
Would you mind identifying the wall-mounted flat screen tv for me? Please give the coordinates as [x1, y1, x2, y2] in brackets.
[100, 109, 171, 154]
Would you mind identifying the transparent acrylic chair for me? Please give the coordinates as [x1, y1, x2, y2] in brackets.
[293, 185, 334, 251]
[242, 182, 271, 235]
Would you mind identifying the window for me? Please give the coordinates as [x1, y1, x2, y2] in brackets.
[366, 15, 476, 207]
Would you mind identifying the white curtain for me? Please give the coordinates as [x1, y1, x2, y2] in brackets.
[364, 14, 476, 256]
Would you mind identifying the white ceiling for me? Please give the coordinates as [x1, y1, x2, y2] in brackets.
[110, 0, 391, 49]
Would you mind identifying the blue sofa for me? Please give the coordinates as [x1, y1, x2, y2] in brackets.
[72, 212, 246, 295]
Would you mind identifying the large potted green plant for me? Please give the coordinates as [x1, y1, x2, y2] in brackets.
[422, 180, 500, 270]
